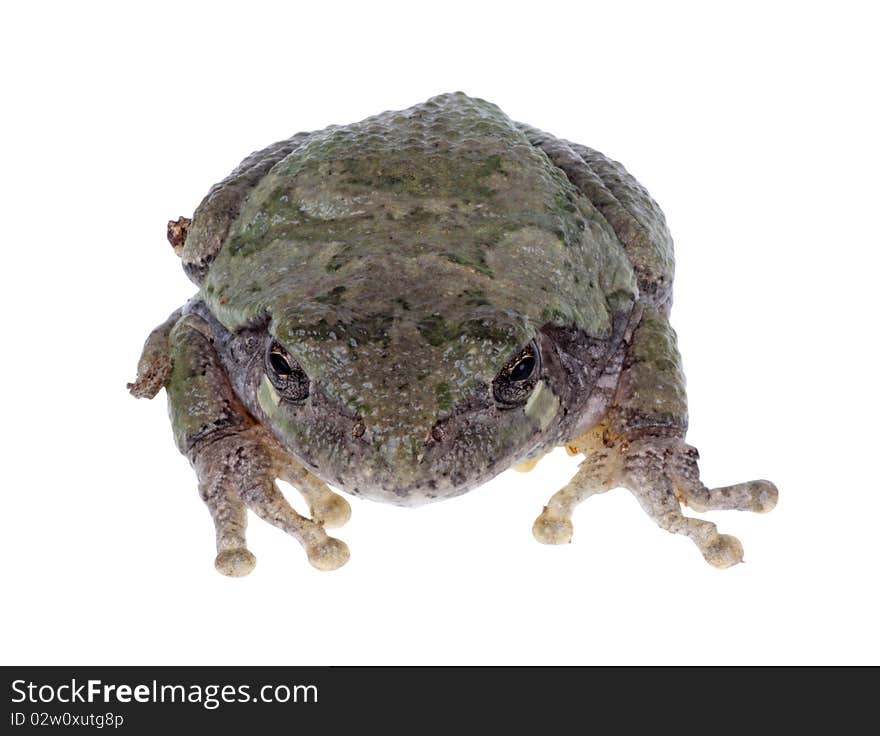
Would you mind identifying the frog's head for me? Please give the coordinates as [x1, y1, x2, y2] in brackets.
[245, 263, 630, 505]
[254, 314, 542, 504]
[235, 264, 632, 505]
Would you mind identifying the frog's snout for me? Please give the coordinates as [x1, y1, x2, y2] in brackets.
[342, 417, 466, 500]
[362, 419, 451, 467]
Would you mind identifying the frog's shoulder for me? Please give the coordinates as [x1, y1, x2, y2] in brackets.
[181, 131, 315, 284]
[517, 124, 675, 311]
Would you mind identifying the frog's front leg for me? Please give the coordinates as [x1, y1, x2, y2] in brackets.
[132, 312, 349, 576]
[534, 307, 777, 568]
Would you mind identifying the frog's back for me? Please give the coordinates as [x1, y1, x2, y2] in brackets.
[184, 93, 675, 341]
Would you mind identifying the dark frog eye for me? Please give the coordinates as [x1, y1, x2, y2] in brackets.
[492, 341, 540, 407]
[269, 351, 292, 376]
[265, 342, 310, 402]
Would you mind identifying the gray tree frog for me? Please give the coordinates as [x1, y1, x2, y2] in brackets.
[129, 92, 777, 576]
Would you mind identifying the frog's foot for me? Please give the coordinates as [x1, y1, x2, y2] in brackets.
[127, 308, 182, 399]
[166, 216, 191, 257]
[622, 439, 746, 568]
[279, 461, 351, 529]
[533, 431, 776, 568]
[193, 429, 349, 576]
[241, 479, 350, 572]
[214, 547, 257, 577]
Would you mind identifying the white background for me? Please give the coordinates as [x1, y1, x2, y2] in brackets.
[2, 1, 878, 665]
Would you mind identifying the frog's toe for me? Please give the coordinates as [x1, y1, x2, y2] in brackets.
[280, 464, 352, 528]
[668, 443, 779, 514]
[241, 477, 351, 572]
[126, 364, 169, 399]
[723, 479, 778, 513]
[532, 440, 617, 546]
[682, 478, 779, 514]
[532, 509, 573, 545]
[214, 547, 257, 577]
[310, 493, 352, 529]
[514, 455, 544, 473]
[700, 533, 745, 569]
[306, 537, 350, 571]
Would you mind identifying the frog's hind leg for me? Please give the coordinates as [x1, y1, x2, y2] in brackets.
[278, 462, 352, 529]
[165, 313, 349, 575]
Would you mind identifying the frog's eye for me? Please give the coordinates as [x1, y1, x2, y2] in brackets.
[492, 341, 540, 407]
[265, 342, 310, 402]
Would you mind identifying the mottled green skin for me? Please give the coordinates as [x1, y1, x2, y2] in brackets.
[177, 92, 673, 503]
[203, 98, 634, 375]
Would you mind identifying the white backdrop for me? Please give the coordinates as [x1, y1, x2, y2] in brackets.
[2, 1, 877, 665]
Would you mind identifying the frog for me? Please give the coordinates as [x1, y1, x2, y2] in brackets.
[129, 92, 777, 577]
